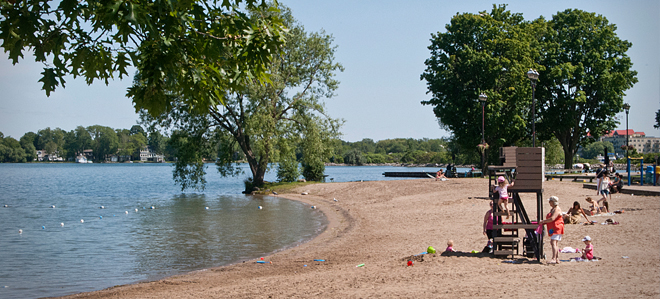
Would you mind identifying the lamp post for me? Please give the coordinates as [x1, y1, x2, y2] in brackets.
[623, 103, 630, 157]
[527, 69, 539, 147]
[479, 93, 487, 177]
[623, 103, 630, 186]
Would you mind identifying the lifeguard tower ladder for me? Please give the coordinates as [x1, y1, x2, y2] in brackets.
[488, 147, 545, 261]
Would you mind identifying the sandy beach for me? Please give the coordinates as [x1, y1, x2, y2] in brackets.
[61, 178, 660, 298]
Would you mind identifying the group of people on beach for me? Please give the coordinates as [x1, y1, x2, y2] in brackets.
[483, 176, 604, 264]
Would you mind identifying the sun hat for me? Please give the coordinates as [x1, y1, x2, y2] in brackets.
[582, 236, 591, 242]
[497, 176, 505, 183]
[547, 196, 559, 203]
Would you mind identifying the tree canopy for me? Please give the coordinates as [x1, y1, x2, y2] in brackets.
[421, 5, 540, 167]
[536, 9, 637, 167]
[1, 0, 286, 116]
[421, 5, 637, 169]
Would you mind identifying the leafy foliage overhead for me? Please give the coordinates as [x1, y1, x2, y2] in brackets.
[1, 0, 286, 116]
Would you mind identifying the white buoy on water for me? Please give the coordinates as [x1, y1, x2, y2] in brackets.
[18, 229, 22, 234]
[3, 204, 7, 207]
[100, 206, 105, 209]
[150, 206, 155, 209]
[135, 208, 138, 212]
[60, 223, 64, 227]
[125, 211, 129, 214]
[50, 205, 55, 208]
[80, 219, 84, 223]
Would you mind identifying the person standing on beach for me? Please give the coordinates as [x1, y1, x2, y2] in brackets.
[483, 201, 494, 252]
[539, 196, 564, 264]
[595, 165, 606, 196]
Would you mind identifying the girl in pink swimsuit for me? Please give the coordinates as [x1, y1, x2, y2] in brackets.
[494, 176, 514, 219]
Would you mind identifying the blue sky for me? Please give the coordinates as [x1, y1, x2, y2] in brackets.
[1, 0, 658, 141]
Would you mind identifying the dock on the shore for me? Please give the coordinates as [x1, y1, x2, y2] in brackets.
[382, 171, 482, 178]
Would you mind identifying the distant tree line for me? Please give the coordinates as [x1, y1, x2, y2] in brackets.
[2, 128, 575, 167]
[0, 125, 171, 163]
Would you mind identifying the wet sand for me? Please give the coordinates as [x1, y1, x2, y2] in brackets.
[61, 178, 660, 298]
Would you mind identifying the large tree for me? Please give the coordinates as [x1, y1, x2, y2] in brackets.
[422, 6, 637, 170]
[421, 5, 540, 169]
[141, 8, 342, 191]
[536, 9, 637, 168]
[1, 0, 285, 114]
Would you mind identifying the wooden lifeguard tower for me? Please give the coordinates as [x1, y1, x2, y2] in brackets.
[488, 147, 545, 261]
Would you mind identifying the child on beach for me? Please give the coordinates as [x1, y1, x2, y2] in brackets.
[581, 236, 594, 260]
[585, 197, 604, 215]
[446, 240, 455, 252]
[494, 176, 514, 218]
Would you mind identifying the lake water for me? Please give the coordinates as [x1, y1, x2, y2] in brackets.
[0, 163, 454, 298]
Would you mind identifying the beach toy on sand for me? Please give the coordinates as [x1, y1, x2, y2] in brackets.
[256, 261, 272, 264]
[356, 263, 365, 267]
[313, 259, 325, 262]
[427, 246, 436, 254]
[258, 206, 263, 210]
[407, 260, 413, 266]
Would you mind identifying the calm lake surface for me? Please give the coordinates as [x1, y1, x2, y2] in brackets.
[0, 163, 453, 298]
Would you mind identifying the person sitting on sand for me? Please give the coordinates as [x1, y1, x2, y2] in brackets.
[585, 197, 605, 215]
[446, 240, 455, 252]
[494, 176, 514, 218]
[610, 173, 623, 194]
[563, 201, 591, 224]
[581, 236, 594, 260]
[435, 169, 447, 181]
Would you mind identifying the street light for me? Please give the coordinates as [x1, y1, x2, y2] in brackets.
[623, 103, 630, 186]
[527, 69, 539, 147]
[623, 103, 630, 157]
[479, 93, 487, 177]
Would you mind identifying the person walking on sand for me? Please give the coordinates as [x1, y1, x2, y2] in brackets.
[595, 165, 606, 196]
[598, 172, 611, 211]
[539, 196, 564, 264]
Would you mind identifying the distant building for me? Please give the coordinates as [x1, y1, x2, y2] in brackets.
[599, 130, 660, 155]
[140, 146, 164, 162]
[35, 150, 64, 162]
